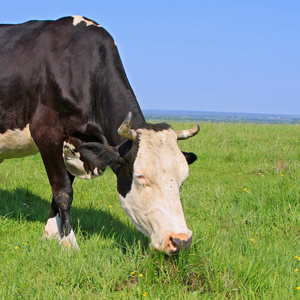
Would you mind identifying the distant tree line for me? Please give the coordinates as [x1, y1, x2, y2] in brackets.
[143, 110, 300, 124]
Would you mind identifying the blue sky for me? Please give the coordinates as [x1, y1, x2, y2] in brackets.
[1, 1, 299, 115]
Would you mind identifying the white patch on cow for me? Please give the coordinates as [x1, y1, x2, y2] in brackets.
[60, 229, 79, 250]
[44, 215, 79, 249]
[118, 128, 192, 252]
[44, 214, 62, 241]
[72, 15, 101, 27]
[0, 124, 39, 160]
[63, 142, 102, 179]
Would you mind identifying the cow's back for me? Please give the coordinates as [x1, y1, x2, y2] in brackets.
[0, 16, 144, 161]
[0, 20, 47, 132]
[0, 17, 107, 133]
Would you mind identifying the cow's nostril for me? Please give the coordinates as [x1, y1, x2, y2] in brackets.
[170, 237, 181, 249]
[169, 237, 182, 254]
[169, 234, 193, 254]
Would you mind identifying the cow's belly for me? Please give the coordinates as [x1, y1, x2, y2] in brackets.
[0, 125, 101, 179]
[0, 124, 39, 159]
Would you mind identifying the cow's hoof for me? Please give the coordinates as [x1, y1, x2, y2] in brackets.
[60, 229, 80, 250]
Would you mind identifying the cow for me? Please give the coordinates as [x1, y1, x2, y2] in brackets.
[0, 16, 199, 254]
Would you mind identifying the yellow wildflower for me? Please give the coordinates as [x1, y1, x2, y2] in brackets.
[139, 274, 144, 277]
[143, 292, 148, 297]
[250, 238, 254, 242]
[131, 271, 136, 275]
[109, 205, 112, 208]
[14, 246, 18, 250]
[295, 269, 298, 272]
[297, 287, 300, 290]
[243, 188, 248, 192]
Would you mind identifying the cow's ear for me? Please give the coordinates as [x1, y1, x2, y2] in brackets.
[118, 140, 132, 158]
[182, 151, 197, 165]
[79, 143, 124, 170]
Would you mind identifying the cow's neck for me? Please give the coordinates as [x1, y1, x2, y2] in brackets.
[96, 60, 146, 146]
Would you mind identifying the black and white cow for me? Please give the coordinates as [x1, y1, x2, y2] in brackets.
[0, 16, 199, 254]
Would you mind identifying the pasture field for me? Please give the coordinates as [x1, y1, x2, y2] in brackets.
[0, 122, 299, 299]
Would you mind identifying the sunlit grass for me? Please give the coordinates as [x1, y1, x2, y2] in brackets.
[0, 122, 299, 298]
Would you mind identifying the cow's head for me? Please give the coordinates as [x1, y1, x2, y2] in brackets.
[79, 112, 199, 254]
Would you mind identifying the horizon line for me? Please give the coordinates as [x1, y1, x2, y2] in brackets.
[142, 108, 300, 117]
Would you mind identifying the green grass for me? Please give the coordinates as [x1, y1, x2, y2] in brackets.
[0, 122, 299, 299]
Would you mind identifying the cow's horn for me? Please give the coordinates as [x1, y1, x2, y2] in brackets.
[175, 124, 200, 140]
[118, 112, 137, 141]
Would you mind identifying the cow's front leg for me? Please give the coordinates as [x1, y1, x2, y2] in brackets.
[30, 121, 79, 249]
[55, 185, 78, 249]
[44, 173, 78, 249]
[44, 169, 78, 249]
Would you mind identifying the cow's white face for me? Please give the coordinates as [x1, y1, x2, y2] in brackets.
[118, 128, 192, 253]
[79, 114, 199, 254]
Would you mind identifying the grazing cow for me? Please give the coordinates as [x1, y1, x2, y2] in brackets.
[0, 16, 199, 254]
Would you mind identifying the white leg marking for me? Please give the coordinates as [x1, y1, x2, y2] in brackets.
[44, 214, 62, 241]
[44, 215, 79, 249]
[60, 229, 79, 250]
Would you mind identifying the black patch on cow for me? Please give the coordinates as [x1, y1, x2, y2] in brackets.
[115, 140, 139, 198]
[116, 164, 134, 198]
[139, 123, 171, 132]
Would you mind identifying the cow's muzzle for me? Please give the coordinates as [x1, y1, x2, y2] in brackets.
[166, 233, 193, 254]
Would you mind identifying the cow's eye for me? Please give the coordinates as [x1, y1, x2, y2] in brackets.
[135, 174, 147, 186]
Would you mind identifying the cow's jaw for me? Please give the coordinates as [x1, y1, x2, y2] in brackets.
[118, 128, 193, 254]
